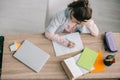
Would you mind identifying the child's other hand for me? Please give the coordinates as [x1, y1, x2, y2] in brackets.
[80, 19, 93, 26]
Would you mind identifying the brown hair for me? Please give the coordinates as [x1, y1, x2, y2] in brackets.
[68, 0, 92, 21]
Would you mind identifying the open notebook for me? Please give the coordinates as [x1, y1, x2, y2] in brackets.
[52, 32, 84, 56]
[61, 53, 94, 80]
[13, 40, 50, 73]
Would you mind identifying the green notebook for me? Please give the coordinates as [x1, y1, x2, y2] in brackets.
[77, 48, 98, 71]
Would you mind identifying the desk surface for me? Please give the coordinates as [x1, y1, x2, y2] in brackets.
[1, 33, 120, 79]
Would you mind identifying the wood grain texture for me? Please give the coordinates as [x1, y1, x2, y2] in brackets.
[1, 33, 120, 80]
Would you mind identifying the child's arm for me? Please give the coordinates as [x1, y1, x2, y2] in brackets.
[81, 20, 99, 36]
[45, 32, 75, 48]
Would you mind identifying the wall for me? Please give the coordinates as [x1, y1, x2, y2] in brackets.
[0, 0, 47, 35]
[0, 0, 120, 35]
[90, 0, 120, 32]
[45, 0, 74, 27]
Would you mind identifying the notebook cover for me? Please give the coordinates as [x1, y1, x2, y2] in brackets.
[13, 40, 50, 73]
[91, 50, 105, 72]
[77, 48, 98, 71]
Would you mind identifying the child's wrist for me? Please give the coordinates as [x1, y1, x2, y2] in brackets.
[67, 40, 75, 48]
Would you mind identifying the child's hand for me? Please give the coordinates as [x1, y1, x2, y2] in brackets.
[67, 41, 75, 48]
[80, 19, 93, 26]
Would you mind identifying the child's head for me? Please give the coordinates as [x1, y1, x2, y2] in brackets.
[68, 0, 92, 23]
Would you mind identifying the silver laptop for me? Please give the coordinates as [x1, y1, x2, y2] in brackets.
[13, 40, 50, 73]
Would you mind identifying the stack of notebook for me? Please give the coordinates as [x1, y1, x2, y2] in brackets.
[61, 48, 105, 80]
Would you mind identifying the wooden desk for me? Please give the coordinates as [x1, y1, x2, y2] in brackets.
[1, 33, 120, 79]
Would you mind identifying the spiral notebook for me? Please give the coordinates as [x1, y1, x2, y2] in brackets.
[52, 32, 84, 56]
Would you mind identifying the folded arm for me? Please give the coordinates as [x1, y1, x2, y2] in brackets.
[81, 20, 99, 36]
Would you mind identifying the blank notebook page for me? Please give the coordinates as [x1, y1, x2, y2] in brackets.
[52, 32, 84, 56]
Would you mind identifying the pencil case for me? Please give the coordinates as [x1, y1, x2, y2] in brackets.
[104, 32, 118, 53]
